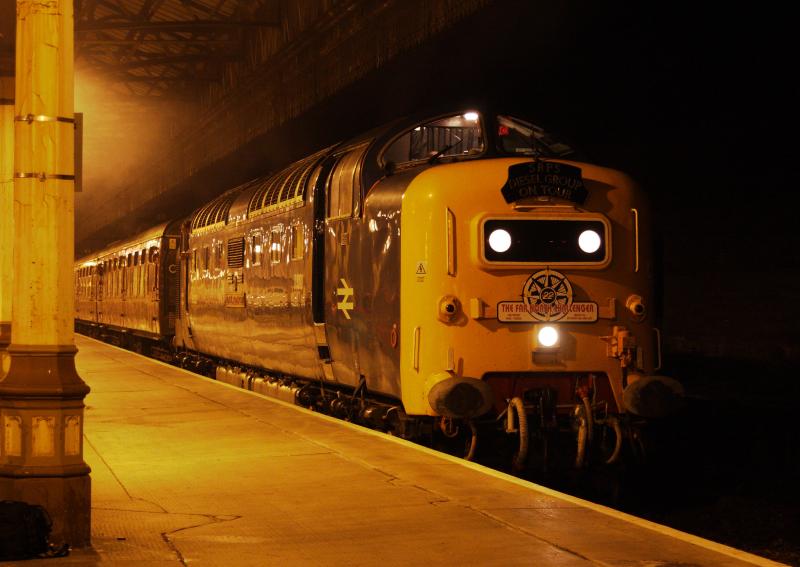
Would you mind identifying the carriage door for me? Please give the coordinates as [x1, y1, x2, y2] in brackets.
[321, 143, 368, 386]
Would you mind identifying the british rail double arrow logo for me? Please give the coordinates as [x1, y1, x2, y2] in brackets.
[337, 279, 354, 319]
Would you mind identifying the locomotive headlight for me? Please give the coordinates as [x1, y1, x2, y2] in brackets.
[578, 230, 601, 253]
[537, 325, 559, 348]
[488, 229, 512, 253]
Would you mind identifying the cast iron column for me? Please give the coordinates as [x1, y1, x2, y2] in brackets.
[0, 75, 12, 376]
[0, 0, 91, 547]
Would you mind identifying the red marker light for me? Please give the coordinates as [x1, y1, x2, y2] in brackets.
[498, 125, 510, 136]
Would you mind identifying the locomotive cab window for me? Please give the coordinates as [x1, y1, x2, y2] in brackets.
[382, 111, 485, 169]
[496, 115, 574, 158]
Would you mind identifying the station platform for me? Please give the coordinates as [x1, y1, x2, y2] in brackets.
[9, 335, 784, 566]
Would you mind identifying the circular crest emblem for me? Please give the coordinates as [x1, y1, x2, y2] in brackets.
[522, 268, 573, 322]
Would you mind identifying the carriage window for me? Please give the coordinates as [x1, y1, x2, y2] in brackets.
[290, 224, 304, 260]
[149, 247, 158, 263]
[215, 241, 223, 266]
[327, 144, 367, 220]
[251, 233, 263, 266]
[383, 112, 484, 168]
[270, 228, 282, 264]
[202, 246, 210, 270]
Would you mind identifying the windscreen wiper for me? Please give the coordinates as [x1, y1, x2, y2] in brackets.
[428, 135, 463, 164]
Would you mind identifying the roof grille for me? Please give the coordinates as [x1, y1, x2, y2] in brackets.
[190, 184, 247, 233]
[248, 147, 330, 217]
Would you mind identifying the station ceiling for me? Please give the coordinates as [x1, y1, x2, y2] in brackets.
[73, 0, 276, 98]
[1, 0, 278, 97]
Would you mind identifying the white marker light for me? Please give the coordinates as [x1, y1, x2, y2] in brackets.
[578, 230, 601, 253]
[463, 111, 479, 121]
[488, 229, 512, 253]
[537, 326, 559, 348]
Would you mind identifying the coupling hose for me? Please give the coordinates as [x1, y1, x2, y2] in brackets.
[508, 397, 528, 472]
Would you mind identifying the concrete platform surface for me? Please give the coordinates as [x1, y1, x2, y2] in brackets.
[4, 336, 785, 566]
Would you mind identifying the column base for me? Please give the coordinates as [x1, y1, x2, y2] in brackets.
[0, 343, 91, 547]
[0, 473, 91, 547]
[0, 344, 89, 397]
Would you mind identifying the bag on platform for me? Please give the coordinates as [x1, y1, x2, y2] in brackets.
[0, 500, 70, 560]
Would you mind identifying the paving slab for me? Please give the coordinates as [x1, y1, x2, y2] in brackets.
[3, 336, 785, 566]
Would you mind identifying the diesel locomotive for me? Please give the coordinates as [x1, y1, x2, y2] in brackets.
[75, 105, 683, 471]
